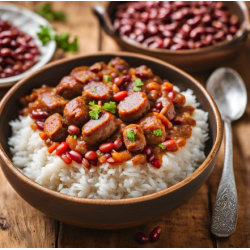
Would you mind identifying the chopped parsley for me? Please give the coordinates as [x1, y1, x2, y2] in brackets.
[37, 25, 78, 52]
[158, 144, 166, 150]
[126, 130, 136, 142]
[133, 77, 144, 91]
[93, 86, 97, 92]
[153, 129, 163, 137]
[36, 3, 66, 22]
[89, 101, 101, 120]
[102, 101, 116, 114]
[72, 135, 77, 140]
[104, 75, 112, 84]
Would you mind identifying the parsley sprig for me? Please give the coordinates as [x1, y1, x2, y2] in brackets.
[72, 135, 77, 140]
[126, 130, 136, 142]
[104, 75, 112, 84]
[36, 3, 66, 22]
[37, 25, 78, 52]
[153, 129, 163, 137]
[102, 101, 116, 114]
[133, 78, 144, 91]
[158, 144, 166, 150]
[89, 101, 101, 120]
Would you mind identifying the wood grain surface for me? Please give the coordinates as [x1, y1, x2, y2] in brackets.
[0, 1, 249, 248]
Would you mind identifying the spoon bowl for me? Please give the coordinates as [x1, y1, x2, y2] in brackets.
[206, 68, 247, 121]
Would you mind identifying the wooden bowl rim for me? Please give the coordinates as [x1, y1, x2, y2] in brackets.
[0, 51, 222, 205]
[106, 1, 250, 55]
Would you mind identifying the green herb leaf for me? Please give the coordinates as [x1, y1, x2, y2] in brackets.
[37, 25, 78, 52]
[36, 3, 66, 21]
[37, 25, 55, 45]
[133, 77, 144, 91]
[89, 101, 101, 120]
[104, 75, 112, 84]
[102, 101, 116, 114]
[153, 129, 163, 137]
[72, 135, 77, 140]
[55, 33, 78, 52]
[93, 86, 97, 92]
[126, 129, 136, 142]
[158, 143, 166, 150]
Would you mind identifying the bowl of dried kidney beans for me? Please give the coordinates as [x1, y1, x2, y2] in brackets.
[93, 1, 250, 71]
[0, 4, 56, 86]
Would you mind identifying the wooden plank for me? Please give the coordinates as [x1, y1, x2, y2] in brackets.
[0, 169, 57, 248]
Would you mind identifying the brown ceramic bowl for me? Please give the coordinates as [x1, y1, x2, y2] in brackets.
[0, 52, 222, 229]
[93, 1, 250, 72]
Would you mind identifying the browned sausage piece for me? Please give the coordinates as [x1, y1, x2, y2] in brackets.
[83, 81, 112, 102]
[138, 114, 166, 146]
[106, 118, 126, 142]
[160, 95, 176, 121]
[28, 92, 67, 115]
[66, 135, 90, 155]
[123, 124, 146, 153]
[63, 96, 89, 127]
[125, 81, 147, 94]
[44, 113, 67, 142]
[108, 57, 130, 72]
[56, 76, 83, 99]
[82, 111, 117, 145]
[118, 92, 150, 122]
[70, 66, 100, 84]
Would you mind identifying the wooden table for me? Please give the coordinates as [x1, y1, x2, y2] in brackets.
[0, 1, 250, 247]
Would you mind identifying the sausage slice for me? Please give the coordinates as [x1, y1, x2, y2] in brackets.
[29, 92, 67, 115]
[82, 111, 117, 145]
[70, 66, 99, 84]
[56, 76, 83, 99]
[160, 95, 176, 121]
[63, 96, 89, 127]
[138, 114, 166, 146]
[83, 81, 112, 102]
[44, 113, 67, 141]
[118, 92, 150, 122]
[123, 124, 146, 153]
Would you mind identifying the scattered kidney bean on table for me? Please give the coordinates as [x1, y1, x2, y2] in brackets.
[114, 1, 240, 50]
[0, 18, 40, 78]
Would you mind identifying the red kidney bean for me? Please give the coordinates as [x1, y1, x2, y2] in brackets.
[161, 140, 178, 151]
[212, 20, 223, 29]
[31, 109, 49, 120]
[99, 143, 114, 153]
[158, 8, 171, 20]
[148, 38, 163, 49]
[68, 151, 83, 164]
[85, 151, 97, 161]
[205, 27, 216, 34]
[35, 120, 45, 131]
[202, 14, 212, 24]
[113, 91, 128, 101]
[0, 30, 13, 39]
[82, 158, 90, 169]
[67, 125, 80, 135]
[229, 26, 237, 35]
[14, 46, 25, 55]
[161, 30, 173, 38]
[230, 15, 239, 26]
[168, 91, 175, 99]
[190, 27, 205, 39]
[155, 102, 162, 109]
[171, 11, 183, 21]
[136, 232, 149, 244]
[214, 30, 225, 40]
[187, 15, 201, 26]
[149, 226, 162, 242]
[0, 48, 12, 57]
[147, 153, 155, 162]
[61, 153, 72, 165]
[164, 22, 178, 31]
[0, 37, 11, 46]
[114, 75, 131, 86]
[147, 23, 158, 35]
[105, 153, 111, 159]
[163, 38, 171, 48]
[113, 139, 123, 151]
[56, 142, 69, 156]
[143, 145, 152, 156]
[107, 157, 117, 165]
[24, 53, 34, 60]
[170, 44, 183, 51]
[119, 24, 132, 35]
[150, 158, 161, 169]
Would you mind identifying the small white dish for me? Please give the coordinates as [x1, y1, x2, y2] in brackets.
[0, 4, 56, 87]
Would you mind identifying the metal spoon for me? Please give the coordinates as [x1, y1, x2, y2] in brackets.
[206, 67, 247, 237]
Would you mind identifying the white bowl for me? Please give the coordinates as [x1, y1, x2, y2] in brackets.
[0, 4, 56, 87]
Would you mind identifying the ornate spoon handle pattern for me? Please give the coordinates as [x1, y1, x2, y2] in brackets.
[211, 117, 238, 237]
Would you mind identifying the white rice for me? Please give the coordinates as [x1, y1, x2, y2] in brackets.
[8, 88, 209, 199]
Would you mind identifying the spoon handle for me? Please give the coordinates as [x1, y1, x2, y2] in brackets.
[211, 117, 238, 237]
